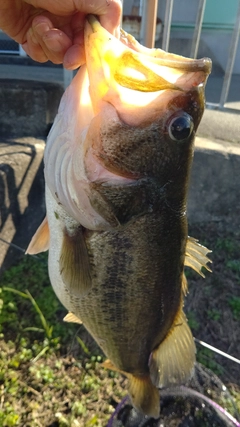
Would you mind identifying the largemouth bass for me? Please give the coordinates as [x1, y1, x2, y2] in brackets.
[27, 16, 212, 418]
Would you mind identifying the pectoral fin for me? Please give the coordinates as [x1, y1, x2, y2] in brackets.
[102, 360, 160, 418]
[63, 312, 83, 324]
[149, 309, 196, 389]
[185, 236, 212, 277]
[26, 217, 49, 255]
[60, 226, 91, 297]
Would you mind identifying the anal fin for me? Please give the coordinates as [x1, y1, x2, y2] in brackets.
[102, 360, 160, 418]
[149, 309, 196, 389]
[185, 236, 212, 277]
[26, 217, 49, 255]
[63, 312, 83, 324]
[127, 374, 160, 419]
[60, 226, 91, 297]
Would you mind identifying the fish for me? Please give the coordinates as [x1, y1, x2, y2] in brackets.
[27, 15, 212, 418]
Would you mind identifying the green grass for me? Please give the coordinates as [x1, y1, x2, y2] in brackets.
[228, 296, 240, 320]
[215, 237, 239, 256]
[0, 255, 125, 426]
[196, 347, 224, 377]
[187, 310, 200, 332]
[0, 254, 75, 347]
[1, 237, 240, 426]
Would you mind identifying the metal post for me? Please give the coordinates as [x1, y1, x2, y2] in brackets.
[190, 0, 206, 59]
[140, 0, 158, 48]
[162, 0, 174, 52]
[219, 0, 240, 108]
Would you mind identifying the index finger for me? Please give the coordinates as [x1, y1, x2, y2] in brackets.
[24, 0, 122, 32]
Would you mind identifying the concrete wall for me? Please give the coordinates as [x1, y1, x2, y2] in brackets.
[188, 137, 240, 225]
[0, 79, 63, 138]
[0, 79, 63, 273]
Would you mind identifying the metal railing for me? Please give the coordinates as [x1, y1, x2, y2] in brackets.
[141, 0, 240, 112]
[219, 0, 240, 108]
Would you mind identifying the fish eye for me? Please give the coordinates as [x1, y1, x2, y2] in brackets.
[168, 113, 194, 142]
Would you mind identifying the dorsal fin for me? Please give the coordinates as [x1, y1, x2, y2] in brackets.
[26, 217, 49, 255]
[185, 236, 212, 277]
[59, 226, 92, 297]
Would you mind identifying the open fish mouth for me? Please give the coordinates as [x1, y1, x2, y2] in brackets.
[84, 15, 212, 126]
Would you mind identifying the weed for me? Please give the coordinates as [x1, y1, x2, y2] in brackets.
[207, 309, 221, 321]
[196, 347, 224, 377]
[29, 364, 55, 384]
[187, 311, 200, 332]
[0, 255, 75, 347]
[0, 404, 19, 427]
[2, 287, 60, 361]
[215, 238, 238, 256]
[226, 259, 240, 275]
[228, 296, 240, 320]
[77, 336, 91, 356]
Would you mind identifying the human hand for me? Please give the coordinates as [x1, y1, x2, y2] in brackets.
[0, 0, 122, 69]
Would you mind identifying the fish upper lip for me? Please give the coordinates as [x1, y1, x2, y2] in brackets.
[87, 14, 212, 75]
[141, 55, 212, 74]
[119, 26, 212, 74]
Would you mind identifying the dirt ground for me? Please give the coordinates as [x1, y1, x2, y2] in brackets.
[187, 220, 240, 386]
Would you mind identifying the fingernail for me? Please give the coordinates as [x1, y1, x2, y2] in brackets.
[43, 35, 63, 52]
[34, 22, 50, 36]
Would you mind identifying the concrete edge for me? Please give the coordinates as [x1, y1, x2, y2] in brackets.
[195, 136, 240, 155]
